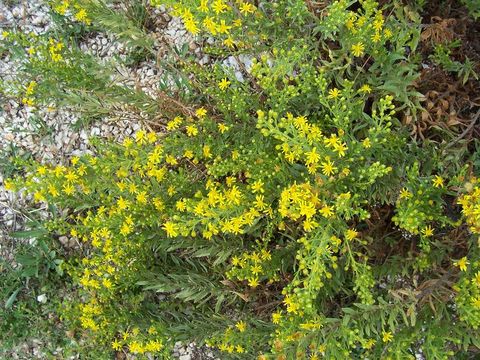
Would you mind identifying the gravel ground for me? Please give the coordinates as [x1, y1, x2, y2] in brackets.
[0, 1, 218, 358]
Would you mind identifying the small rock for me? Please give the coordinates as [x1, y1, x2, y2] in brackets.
[37, 293, 48, 303]
[12, 7, 22, 18]
[59, 236, 69, 247]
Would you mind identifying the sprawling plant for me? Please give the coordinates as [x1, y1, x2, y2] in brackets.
[4, 0, 480, 358]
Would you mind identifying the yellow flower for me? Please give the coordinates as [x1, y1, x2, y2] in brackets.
[474, 272, 480, 287]
[319, 205, 334, 218]
[25, 81, 37, 96]
[284, 294, 299, 314]
[63, 184, 75, 195]
[362, 137, 372, 148]
[432, 175, 444, 188]
[320, 159, 337, 176]
[212, 0, 228, 14]
[36, 165, 47, 175]
[4, 179, 15, 191]
[305, 147, 320, 165]
[373, 16, 384, 31]
[179, 150, 191, 159]
[195, 107, 207, 118]
[272, 311, 282, 324]
[145, 340, 163, 352]
[364, 338, 376, 349]
[251, 263, 262, 275]
[223, 37, 235, 48]
[167, 116, 182, 131]
[251, 179, 264, 193]
[198, 0, 209, 12]
[327, 88, 341, 99]
[112, 339, 122, 350]
[248, 277, 259, 288]
[166, 154, 178, 165]
[399, 188, 412, 199]
[203, 16, 218, 35]
[176, 199, 187, 211]
[162, 221, 179, 238]
[231, 255, 241, 266]
[371, 32, 381, 43]
[186, 125, 199, 137]
[254, 195, 267, 210]
[351, 42, 365, 57]
[333, 142, 347, 157]
[136, 191, 147, 205]
[421, 225, 434, 237]
[117, 197, 129, 211]
[135, 130, 146, 144]
[359, 84, 372, 93]
[345, 228, 359, 241]
[303, 219, 318, 232]
[203, 144, 212, 158]
[299, 202, 316, 218]
[454, 257, 469, 272]
[218, 78, 231, 91]
[217, 20, 232, 34]
[382, 331, 393, 343]
[218, 123, 229, 133]
[235, 320, 247, 332]
[184, 17, 200, 34]
[74, 8, 89, 24]
[240, 2, 255, 15]
[33, 191, 45, 202]
[147, 132, 157, 143]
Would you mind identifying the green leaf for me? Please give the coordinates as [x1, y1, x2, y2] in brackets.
[193, 248, 213, 257]
[5, 288, 21, 309]
[11, 228, 47, 239]
[215, 294, 225, 313]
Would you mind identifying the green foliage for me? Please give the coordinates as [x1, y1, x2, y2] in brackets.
[3, 0, 480, 358]
[430, 40, 479, 84]
[0, 225, 68, 357]
[461, 0, 480, 19]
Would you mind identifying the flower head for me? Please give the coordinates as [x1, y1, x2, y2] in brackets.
[454, 257, 469, 272]
[382, 331, 393, 343]
[219, 78, 231, 91]
[351, 42, 365, 57]
[433, 175, 444, 188]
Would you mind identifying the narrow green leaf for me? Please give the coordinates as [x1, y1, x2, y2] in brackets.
[11, 229, 47, 239]
[5, 288, 21, 309]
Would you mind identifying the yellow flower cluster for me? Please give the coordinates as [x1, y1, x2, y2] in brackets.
[454, 259, 480, 329]
[344, 0, 393, 55]
[48, 38, 64, 62]
[458, 181, 480, 235]
[227, 248, 277, 288]
[257, 109, 351, 177]
[22, 80, 37, 106]
[51, 0, 92, 25]
[278, 183, 323, 232]
[206, 322, 248, 354]
[111, 327, 163, 354]
[167, 0, 258, 48]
